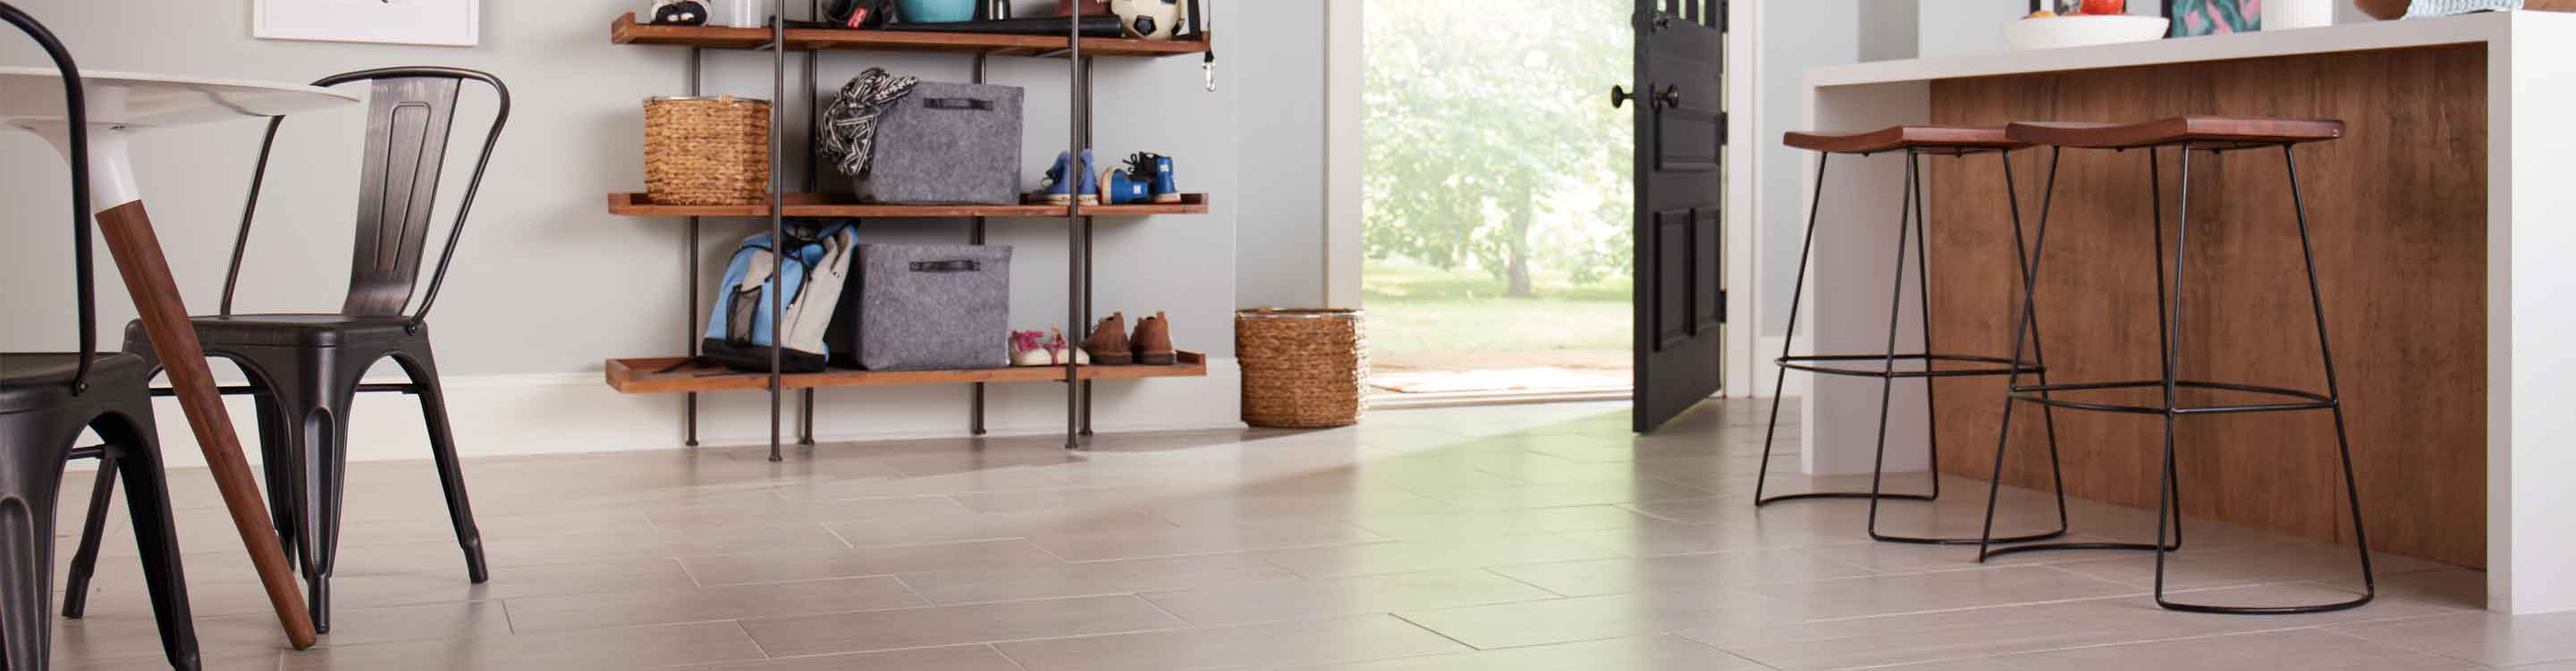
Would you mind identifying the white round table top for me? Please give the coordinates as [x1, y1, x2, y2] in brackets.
[0, 66, 359, 129]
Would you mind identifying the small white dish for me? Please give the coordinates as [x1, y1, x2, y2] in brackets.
[2003, 15, 2172, 51]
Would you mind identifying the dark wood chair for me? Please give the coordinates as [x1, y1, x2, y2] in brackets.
[0, 4, 201, 668]
[106, 66, 510, 633]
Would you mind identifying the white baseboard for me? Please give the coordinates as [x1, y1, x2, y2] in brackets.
[123, 358, 1247, 469]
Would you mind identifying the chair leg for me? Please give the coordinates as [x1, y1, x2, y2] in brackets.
[1753, 155, 1833, 506]
[0, 413, 69, 671]
[0, 502, 53, 671]
[2284, 146, 2378, 608]
[60, 456, 117, 619]
[254, 390, 300, 568]
[246, 345, 363, 636]
[400, 346, 487, 583]
[96, 408, 202, 671]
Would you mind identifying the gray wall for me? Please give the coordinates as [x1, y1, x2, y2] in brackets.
[1232, 5, 1330, 310]
[0, 0, 1248, 373]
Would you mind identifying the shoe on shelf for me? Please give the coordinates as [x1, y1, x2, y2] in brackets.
[1128, 152, 1180, 204]
[1101, 166, 1152, 205]
[1085, 312, 1134, 365]
[1131, 310, 1176, 365]
[1029, 149, 1101, 205]
[1009, 327, 1088, 366]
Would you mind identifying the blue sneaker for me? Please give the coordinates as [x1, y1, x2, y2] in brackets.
[1101, 166, 1151, 205]
[1127, 152, 1180, 204]
[1033, 149, 1101, 205]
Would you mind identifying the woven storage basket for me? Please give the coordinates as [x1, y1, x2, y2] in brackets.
[1236, 308, 1367, 428]
[644, 96, 771, 205]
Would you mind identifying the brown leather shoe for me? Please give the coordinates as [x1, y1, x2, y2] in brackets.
[1131, 311, 1176, 365]
[1085, 312, 1134, 365]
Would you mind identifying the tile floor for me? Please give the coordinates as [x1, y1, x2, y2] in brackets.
[45, 400, 2563, 670]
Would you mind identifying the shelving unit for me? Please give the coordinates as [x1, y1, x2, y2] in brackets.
[605, 192, 1210, 218]
[606, 352, 1210, 394]
[603, 4, 1215, 459]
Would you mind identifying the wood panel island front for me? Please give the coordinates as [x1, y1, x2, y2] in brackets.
[1793, 11, 2576, 615]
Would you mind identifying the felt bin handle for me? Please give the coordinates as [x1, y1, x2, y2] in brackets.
[922, 97, 992, 111]
[910, 260, 982, 273]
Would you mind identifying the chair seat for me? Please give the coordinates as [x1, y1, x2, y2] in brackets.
[0, 352, 152, 413]
[126, 314, 418, 349]
[2006, 116, 2344, 149]
[1783, 126, 2027, 154]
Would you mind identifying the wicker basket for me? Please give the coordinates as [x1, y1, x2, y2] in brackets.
[1236, 308, 1367, 428]
[644, 96, 771, 205]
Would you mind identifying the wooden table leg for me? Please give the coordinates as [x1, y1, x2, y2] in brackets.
[94, 200, 319, 650]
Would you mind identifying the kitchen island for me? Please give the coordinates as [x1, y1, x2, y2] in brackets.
[1795, 10, 2576, 614]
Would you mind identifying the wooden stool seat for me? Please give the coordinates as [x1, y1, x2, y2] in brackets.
[1782, 126, 2027, 154]
[2006, 116, 2344, 149]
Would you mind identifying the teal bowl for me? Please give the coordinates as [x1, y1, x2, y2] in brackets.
[898, 0, 977, 23]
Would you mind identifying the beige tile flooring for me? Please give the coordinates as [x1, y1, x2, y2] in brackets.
[44, 400, 2568, 670]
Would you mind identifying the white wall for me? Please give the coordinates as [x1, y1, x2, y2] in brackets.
[1232, 1, 1330, 310]
[1, 0, 1288, 463]
[1755, 0, 1866, 353]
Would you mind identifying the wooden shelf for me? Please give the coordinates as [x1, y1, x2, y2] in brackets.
[611, 13, 1212, 57]
[607, 192, 1209, 218]
[606, 351, 1208, 394]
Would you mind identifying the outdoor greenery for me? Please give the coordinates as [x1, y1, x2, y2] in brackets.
[1363, 0, 1634, 299]
[1365, 259, 1628, 356]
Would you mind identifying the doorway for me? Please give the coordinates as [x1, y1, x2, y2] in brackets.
[1359, 0, 1640, 406]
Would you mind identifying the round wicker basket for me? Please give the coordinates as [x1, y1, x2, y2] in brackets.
[644, 96, 771, 205]
[1236, 308, 1367, 428]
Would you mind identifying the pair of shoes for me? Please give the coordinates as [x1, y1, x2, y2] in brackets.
[1030, 149, 1102, 205]
[1009, 326, 1089, 366]
[1102, 152, 1181, 205]
[1081, 311, 1177, 365]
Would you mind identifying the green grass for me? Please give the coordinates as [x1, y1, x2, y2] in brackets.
[1364, 259, 1631, 355]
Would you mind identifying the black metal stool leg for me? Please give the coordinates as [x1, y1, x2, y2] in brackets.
[1753, 155, 1907, 506]
[1983, 147, 2184, 562]
[2150, 145, 2372, 615]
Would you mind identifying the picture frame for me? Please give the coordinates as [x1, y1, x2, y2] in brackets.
[2160, 0, 2260, 36]
[252, 0, 481, 47]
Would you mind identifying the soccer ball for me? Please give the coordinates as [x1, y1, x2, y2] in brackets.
[1108, 0, 1182, 40]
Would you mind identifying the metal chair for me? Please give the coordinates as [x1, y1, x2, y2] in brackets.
[1977, 116, 2373, 615]
[0, 3, 201, 668]
[1753, 126, 2076, 545]
[107, 66, 509, 633]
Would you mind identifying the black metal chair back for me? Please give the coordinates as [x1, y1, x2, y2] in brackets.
[218, 66, 510, 324]
[4, 0, 93, 391]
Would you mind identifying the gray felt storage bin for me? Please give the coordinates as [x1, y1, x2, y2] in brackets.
[856, 82, 1024, 205]
[827, 244, 1012, 371]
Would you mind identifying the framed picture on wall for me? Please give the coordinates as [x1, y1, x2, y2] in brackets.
[253, 0, 481, 46]
[2161, 0, 2259, 36]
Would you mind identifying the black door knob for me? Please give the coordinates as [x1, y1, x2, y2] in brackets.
[1612, 85, 1635, 109]
[1655, 85, 1683, 110]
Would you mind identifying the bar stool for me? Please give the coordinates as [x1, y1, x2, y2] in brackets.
[1975, 116, 2373, 614]
[1754, 126, 2074, 545]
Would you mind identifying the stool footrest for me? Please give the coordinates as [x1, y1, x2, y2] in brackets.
[2009, 380, 2334, 415]
[1758, 491, 2066, 545]
[1777, 353, 2040, 379]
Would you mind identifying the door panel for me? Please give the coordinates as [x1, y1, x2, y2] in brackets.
[1632, 0, 1728, 432]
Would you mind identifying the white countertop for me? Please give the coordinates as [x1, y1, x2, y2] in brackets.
[1808, 10, 2566, 88]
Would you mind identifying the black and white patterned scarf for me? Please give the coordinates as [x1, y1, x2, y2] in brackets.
[818, 68, 919, 178]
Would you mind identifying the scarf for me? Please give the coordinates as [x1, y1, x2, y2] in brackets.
[818, 67, 919, 178]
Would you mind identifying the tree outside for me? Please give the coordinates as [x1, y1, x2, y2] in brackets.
[1364, 0, 1634, 393]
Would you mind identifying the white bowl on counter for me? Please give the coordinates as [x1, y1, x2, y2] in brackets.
[2004, 15, 2173, 51]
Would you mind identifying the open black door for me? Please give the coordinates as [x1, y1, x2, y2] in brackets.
[1626, 0, 1728, 432]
